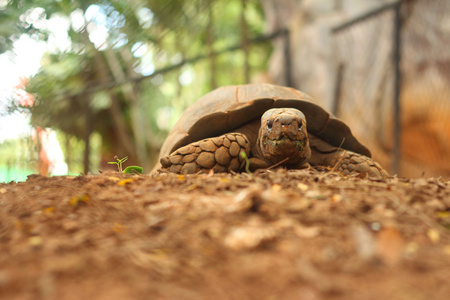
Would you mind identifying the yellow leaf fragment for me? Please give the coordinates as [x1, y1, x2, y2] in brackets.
[42, 206, 55, 215]
[186, 184, 198, 191]
[187, 212, 199, 221]
[118, 178, 133, 186]
[294, 225, 320, 238]
[271, 184, 282, 192]
[15, 221, 34, 233]
[107, 176, 120, 182]
[15, 221, 23, 230]
[70, 194, 90, 207]
[29, 236, 43, 246]
[177, 175, 186, 181]
[296, 182, 308, 191]
[427, 228, 440, 244]
[405, 242, 419, 255]
[113, 223, 126, 233]
[436, 211, 450, 219]
[330, 194, 343, 203]
[149, 248, 169, 260]
[220, 178, 230, 183]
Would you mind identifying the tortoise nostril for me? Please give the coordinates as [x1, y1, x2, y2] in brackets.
[279, 116, 293, 126]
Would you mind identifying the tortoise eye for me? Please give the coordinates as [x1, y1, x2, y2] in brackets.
[266, 120, 273, 131]
[298, 121, 303, 131]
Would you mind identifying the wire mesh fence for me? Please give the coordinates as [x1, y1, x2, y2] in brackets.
[6, 0, 449, 178]
[330, 0, 450, 177]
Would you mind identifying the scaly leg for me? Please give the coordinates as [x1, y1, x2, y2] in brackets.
[311, 148, 389, 177]
[160, 133, 251, 174]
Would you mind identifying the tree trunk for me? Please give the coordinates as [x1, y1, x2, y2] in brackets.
[104, 48, 148, 166]
[80, 19, 136, 160]
[241, 0, 250, 83]
[206, 0, 217, 90]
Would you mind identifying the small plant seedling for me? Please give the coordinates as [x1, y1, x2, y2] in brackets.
[108, 156, 143, 174]
[108, 156, 128, 172]
[240, 151, 252, 174]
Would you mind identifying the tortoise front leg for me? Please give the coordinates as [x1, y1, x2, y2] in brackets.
[160, 133, 251, 174]
[311, 149, 389, 178]
[337, 151, 389, 177]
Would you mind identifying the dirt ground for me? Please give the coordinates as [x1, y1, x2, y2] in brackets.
[1, 168, 450, 300]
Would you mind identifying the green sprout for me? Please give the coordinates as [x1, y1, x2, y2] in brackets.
[108, 155, 128, 172]
[240, 151, 252, 174]
[123, 166, 143, 174]
[108, 156, 143, 174]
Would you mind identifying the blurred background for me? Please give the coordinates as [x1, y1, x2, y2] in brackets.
[0, 0, 449, 181]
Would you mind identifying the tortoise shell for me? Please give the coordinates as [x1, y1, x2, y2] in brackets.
[157, 84, 370, 166]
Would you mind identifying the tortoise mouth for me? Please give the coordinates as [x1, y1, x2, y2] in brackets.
[264, 136, 308, 159]
[266, 136, 306, 150]
[267, 135, 306, 148]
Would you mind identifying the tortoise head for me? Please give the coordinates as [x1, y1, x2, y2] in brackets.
[258, 108, 311, 165]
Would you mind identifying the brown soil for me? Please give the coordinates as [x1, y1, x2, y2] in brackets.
[1, 169, 450, 300]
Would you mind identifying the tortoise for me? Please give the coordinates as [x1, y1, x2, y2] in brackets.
[154, 84, 388, 177]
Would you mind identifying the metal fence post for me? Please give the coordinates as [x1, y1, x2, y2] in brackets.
[332, 63, 344, 116]
[83, 97, 92, 174]
[392, 2, 402, 175]
[284, 29, 293, 87]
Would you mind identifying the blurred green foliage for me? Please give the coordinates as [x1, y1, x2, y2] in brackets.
[2, 0, 271, 170]
[0, 137, 36, 182]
